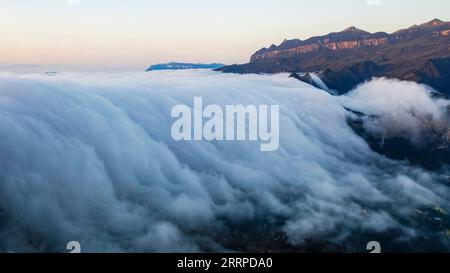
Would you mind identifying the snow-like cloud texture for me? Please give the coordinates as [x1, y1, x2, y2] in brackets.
[340, 78, 450, 143]
[0, 71, 449, 252]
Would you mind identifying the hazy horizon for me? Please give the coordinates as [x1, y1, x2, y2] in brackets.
[1, 0, 450, 72]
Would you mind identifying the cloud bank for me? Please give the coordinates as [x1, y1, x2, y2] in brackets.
[0, 71, 449, 252]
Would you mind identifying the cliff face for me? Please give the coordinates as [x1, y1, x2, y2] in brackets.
[218, 19, 450, 94]
[248, 20, 450, 65]
[250, 27, 391, 63]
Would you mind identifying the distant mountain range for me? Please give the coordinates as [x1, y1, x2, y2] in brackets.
[146, 62, 224, 71]
[218, 19, 450, 95]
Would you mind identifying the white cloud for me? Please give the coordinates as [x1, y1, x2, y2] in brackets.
[0, 71, 448, 252]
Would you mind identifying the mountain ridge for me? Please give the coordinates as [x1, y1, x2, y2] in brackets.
[217, 19, 450, 94]
[147, 62, 224, 71]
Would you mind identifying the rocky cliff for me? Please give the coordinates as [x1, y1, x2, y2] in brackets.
[218, 19, 450, 94]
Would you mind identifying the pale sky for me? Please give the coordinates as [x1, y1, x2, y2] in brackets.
[0, 0, 449, 72]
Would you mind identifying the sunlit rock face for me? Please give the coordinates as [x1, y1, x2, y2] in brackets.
[0, 70, 449, 253]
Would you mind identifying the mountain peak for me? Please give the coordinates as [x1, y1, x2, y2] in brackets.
[427, 18, 443, 26]
[342, 26, 364, 32]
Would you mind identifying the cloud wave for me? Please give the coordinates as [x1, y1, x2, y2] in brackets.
[0, 71, 449, 252]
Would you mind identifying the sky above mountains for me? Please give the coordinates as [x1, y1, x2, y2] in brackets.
[1, 0, 449, 71]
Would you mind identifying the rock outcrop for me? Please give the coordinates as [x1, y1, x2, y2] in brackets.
[288, 73, 323, 90]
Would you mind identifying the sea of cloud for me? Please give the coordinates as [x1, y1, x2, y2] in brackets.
[0, 70, 448, 252]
